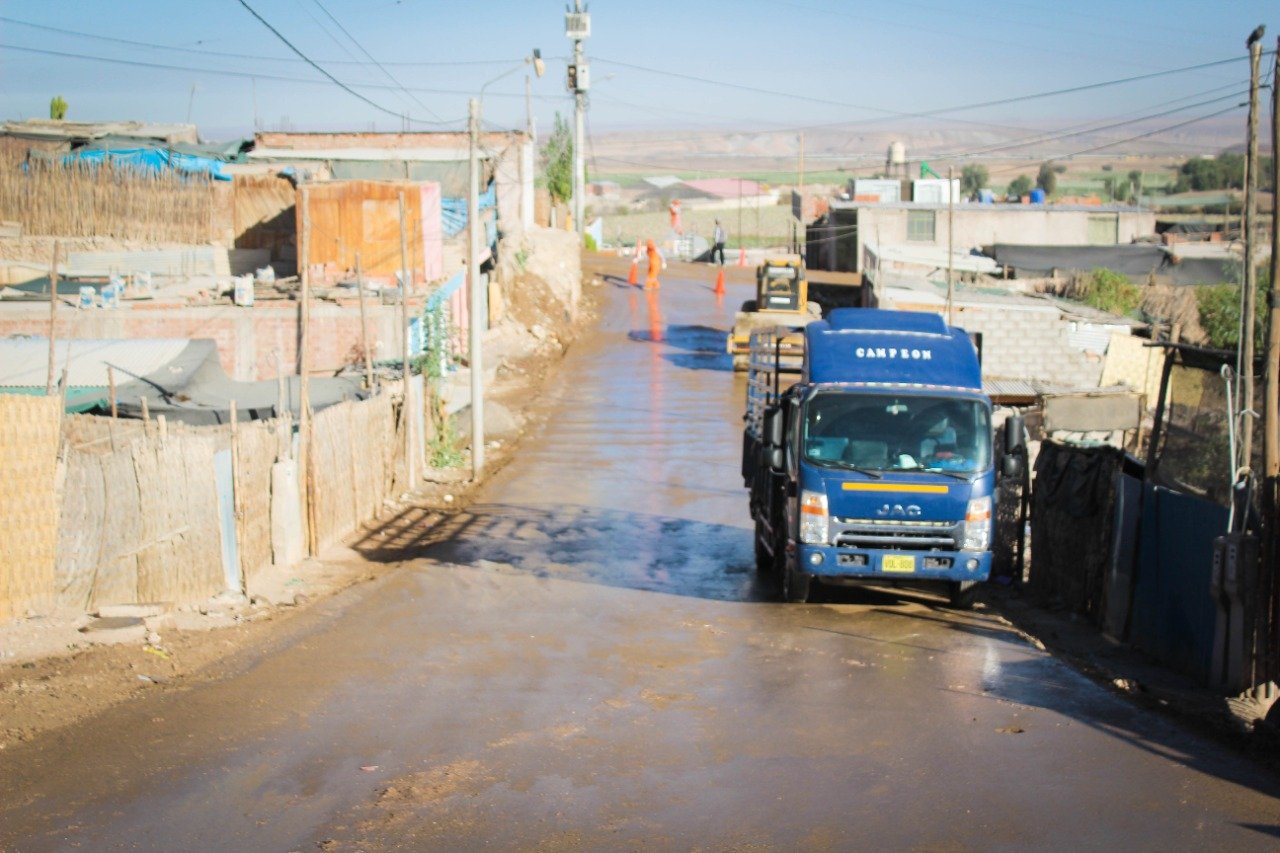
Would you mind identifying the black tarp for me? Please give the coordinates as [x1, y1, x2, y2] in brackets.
[986, 243, 1234, 285]
[107, 340, 366, 426]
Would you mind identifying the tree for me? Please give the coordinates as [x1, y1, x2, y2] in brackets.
[959, 164, 989, 199]
[540, 112, 573, 205]
[1172, 152, 1245, 192]
[1079, 268, 1142, 316]
[1007, 175, 1033, 199]
[1127, 169, 1143, 203]
[1035, 161, 1057, 196]
[49, 96, 67, 121]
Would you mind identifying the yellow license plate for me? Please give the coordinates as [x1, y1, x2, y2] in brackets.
[882, 555, 915, 573]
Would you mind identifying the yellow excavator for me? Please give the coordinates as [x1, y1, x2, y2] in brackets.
[726, 257, 821, 371]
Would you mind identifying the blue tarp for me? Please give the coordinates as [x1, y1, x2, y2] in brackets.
[441, 181, 496, 236]
[61, 147, 231, 181]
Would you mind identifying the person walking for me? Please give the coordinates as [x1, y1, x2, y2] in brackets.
[711, 219, 726, 265]
[668, 198, 682, 235]
[644, 239, 666, 290]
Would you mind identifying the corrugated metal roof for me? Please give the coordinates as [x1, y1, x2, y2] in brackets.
[0, 338, 192, 389]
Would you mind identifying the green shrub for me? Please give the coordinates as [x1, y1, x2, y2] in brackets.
[1195, 274, 1270, 351]
[1079, 268, 1142, 315]
[583, 232, 598, 251]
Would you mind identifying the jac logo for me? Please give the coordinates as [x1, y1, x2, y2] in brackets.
[877, 504, 922, 517]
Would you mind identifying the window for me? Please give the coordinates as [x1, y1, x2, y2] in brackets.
[907, 210, 936, 242]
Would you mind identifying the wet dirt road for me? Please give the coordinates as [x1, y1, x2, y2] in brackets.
[3, 269, 1280, 850]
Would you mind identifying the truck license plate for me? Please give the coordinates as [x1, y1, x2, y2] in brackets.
[882, 555, 915, 573]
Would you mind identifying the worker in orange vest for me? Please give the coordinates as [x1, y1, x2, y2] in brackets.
[668, 198, 682, 235]
[644, 239, 666, 290]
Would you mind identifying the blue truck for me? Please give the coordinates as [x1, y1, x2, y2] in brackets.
[742, 308, 1023, 608]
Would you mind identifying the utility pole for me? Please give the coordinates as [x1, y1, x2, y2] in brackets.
[468, 97, 485, 479]
[797, 132, 805, 255]
[1240, 27, 1265, 472]
[567, 2, 589, 238]
[946, 165, 955, 326]
[1261, 35, 1280, 691]
[525, 74, 536, 144]
[398, 192, 416, 487]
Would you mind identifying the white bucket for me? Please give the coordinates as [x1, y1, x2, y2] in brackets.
[233, 274, 255, 307]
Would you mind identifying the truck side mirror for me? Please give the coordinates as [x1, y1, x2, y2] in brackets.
[1004, 413, 1025, 454]
[763, 406, 785, 471]
[1001, 413, 1025, 479]
[1002, 453, 1023, 479]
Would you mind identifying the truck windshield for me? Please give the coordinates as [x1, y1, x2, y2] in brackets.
[803, 391, 991, 475]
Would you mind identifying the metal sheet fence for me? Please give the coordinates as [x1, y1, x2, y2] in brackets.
[1, 391, 404, 618]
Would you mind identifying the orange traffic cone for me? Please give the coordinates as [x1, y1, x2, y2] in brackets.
[737, 247, 747, 267]
[627, 256, 638, 286]
[714, 266, 725, 296]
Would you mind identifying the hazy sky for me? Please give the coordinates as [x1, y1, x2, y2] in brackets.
[0, 0, 1273, 143]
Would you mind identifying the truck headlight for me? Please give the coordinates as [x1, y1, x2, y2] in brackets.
[799, 489, 829, 544]
[961, 495, 991, 552]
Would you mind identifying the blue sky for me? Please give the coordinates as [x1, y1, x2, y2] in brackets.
[0, 1, 1273, 142]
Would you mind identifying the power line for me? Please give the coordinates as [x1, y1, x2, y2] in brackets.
[308, 0, 443, 121]
[593, 52, 1267, 135]
[235, 0, 440, 125]
[0, 15, 517, 67]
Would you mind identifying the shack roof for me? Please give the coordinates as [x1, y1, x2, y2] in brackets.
[2, 119, 198, 145]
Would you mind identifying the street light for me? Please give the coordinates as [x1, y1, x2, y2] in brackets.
[469, 50, 544, 480]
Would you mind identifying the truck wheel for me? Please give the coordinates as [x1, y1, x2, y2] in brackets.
[740, 299, 757, 313]
[948, 581, 979, 611]
[782, 554, 812, 603]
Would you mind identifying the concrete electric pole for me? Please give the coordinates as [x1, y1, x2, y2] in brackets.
[1240, 25, 1265, 470]
[567, 2, 590, 238]
[468, 97, 485, 479]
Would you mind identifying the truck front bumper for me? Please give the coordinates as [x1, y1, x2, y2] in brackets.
[796, 543, 991, 583]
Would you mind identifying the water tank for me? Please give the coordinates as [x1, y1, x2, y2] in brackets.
[888, 141, 906, 167]
[1029, 187, 1046, 204]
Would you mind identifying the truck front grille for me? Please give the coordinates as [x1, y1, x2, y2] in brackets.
[830, 517, 960, 551]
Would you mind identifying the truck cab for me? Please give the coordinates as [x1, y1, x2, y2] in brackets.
[744, 309, 1015, 608]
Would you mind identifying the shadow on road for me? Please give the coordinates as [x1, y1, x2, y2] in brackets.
[351, 501, 770, 602]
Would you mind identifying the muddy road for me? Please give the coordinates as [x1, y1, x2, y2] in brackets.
[3, 265, 1279, 850]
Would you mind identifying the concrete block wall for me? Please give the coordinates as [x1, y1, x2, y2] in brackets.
[951, 303, 1106, 389]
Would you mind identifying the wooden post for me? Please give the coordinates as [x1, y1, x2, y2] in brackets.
[140, 396, 151, 436]
[1261, 35, 1280, 693]
[46, 241, 60, 396]
[356, 251, 374, 391]
[107, 365, 118, 418]
[299, 185, 315, 556]
[230, 399, 245, 594]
